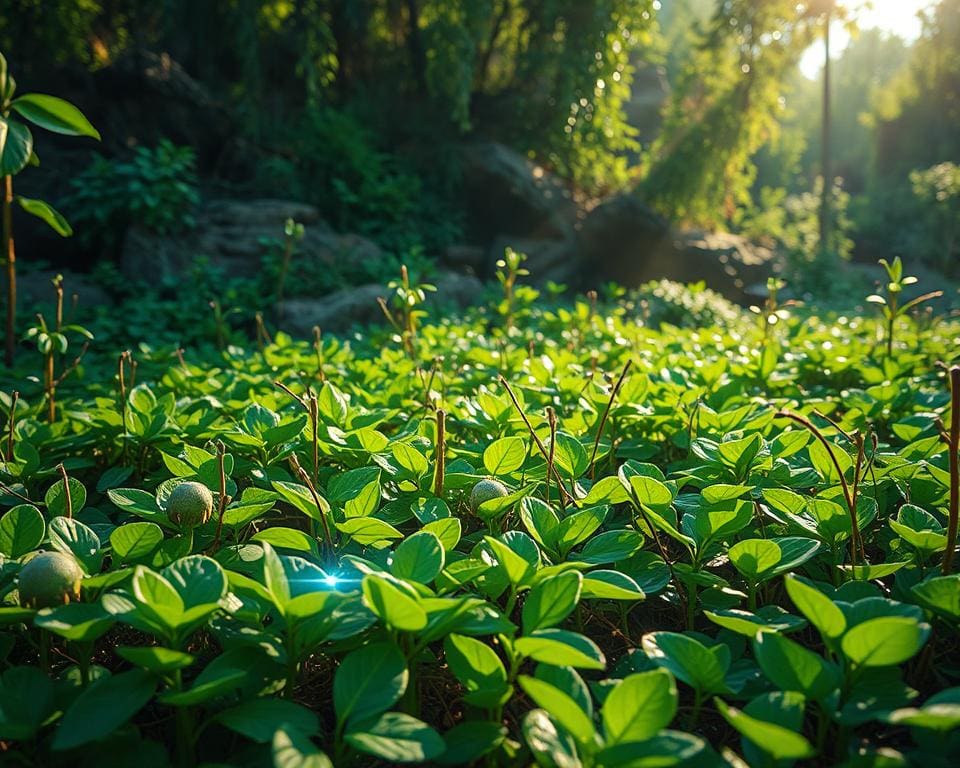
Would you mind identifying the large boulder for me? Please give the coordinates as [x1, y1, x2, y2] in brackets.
[459, 142, 579, 250]
[279, 272, 484, 336]
[577, 194, 779, 302]
[120, 198, 382, 282]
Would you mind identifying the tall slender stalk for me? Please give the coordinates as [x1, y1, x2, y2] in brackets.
[943, 366, 959, 575]
[5, 389, 17, 461]
[589, 359, 632, 481]
[3, 175, 15, 368]
[433, 409, 446, 498]
[777, 410, 861, 567]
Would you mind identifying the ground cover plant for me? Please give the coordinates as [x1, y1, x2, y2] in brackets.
[0, 260, 958, 768]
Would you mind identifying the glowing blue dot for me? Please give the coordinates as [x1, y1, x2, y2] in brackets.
[323, 574, 339, 587]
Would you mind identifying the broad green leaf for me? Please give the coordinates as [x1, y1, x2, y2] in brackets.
[715, 697, 814, 761]
[217, 699, 319, 743]
[518, 675, 596, 745]
[15, 196, 71, 236]
[391, 531, 445, 583]
[334, 642, 407, 728]
[0, 504, 44, 558]
[602, 669, 678, 744]
[841, 617, 930, 668]
[362, 574, 427, 631]
[522, 570, 582, 633]
[345, 712, 445, 763]
[483, 436, 527, 475]
[11, 94, 100, 138]
[785, 574, 846, 640]
[753, 632, 840, 700]
[52, 669, 155, 750]
[515, 629, 606, 670]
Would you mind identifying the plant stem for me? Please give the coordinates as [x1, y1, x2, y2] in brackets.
[3, 175, 15, 368]
[590, 359, 632, 481]
[944, 366, 959, 575]
[4, 389, 17, 461]
[173, 669, 194, 767]
[776, 410, 861, 567]
[433, 408, 446, 497]
[58, 463, 72, 518]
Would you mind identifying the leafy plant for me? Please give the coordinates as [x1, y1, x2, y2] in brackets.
[0, 50, 99, 366]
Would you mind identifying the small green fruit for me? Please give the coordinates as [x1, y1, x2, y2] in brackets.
[167, 481, 214, 527]
[18, 551, 83, 609]
[470, 478, 509, 513]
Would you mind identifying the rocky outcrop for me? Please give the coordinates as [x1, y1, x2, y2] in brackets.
[575, 194, 779, 303]
[459, 142, 579, 250]
[279, 272, 484, 335]
[120, 199, 382, 282]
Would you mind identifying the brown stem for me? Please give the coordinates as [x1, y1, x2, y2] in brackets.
[589, 359, 632, 481]
[3, 175, 15, 368]
[776, 409, 861, 568]
[546, 407, 557, 508]
[211, 442, 229, 552]
[498, 375, 575, 506]
[5, 390, 18, 461]
[944, 366, 959, 575]
[433, 409, 446, 498]
[118, 352, 129, 461]
[289, 454, 334, 557]
[58, 463, 72, 519]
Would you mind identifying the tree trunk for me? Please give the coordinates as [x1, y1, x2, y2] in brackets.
[405, 0, 427, 95]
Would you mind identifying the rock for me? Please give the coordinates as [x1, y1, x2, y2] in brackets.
[18, 269, 110, 311]
[459, 142, 579, 248]
[279, 272, 484, 336]
[120, 198, 382, 282]
[577, 195, 670, 286]
[441, 244, 486, 273]
[487, 237, 580, 287]
[88, 50, 232, 169]
[577, 194, 779, 302]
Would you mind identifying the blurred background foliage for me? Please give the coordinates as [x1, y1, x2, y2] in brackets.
[1, 0, 957, 282]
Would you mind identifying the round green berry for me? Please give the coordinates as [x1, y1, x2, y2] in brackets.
[166, 481, 214, 527]
[18, 551, 83, 609]
[470, 478, 509, 513]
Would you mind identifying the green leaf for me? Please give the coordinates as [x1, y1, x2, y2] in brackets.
[602, 668, 678, 744]
[362, 574, 427, 631]
[34, 602, 114, 642]
[785, 574, 846, 640]
[518, 675, 596, 745]
[337, 517, 403, 545]
[334, 642, 407, 728]
[641, 631, 730, 695]
[110, 522, 163, 563]
[273, 726, 334, 768]
[443, 634, 509, 708]
[45, 477, 87, 517]
[115, 646, 195, 673]
[522, 708, 583, 768]
[345, 712, 445, 763]
[0, 504, 45, 558]
[15, 196, 71, 236]
[522, 570, 582, 633]
[716, 697, 814, 761]
[515, 629, 606, 670]
[483, 436, 527, 475]
[48, 516, 101, 574]
[217, 699, 319, 744]
[52, 669, 156, 750]
[11, 94, 100, 138]
[436, 721, 506, 765]
[0, 117, 32, 176]
[392, 443, 429, 479]
[841, 617, 930, 667]
[391, 531, 445, 583]
[753, 632, 839, 700]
